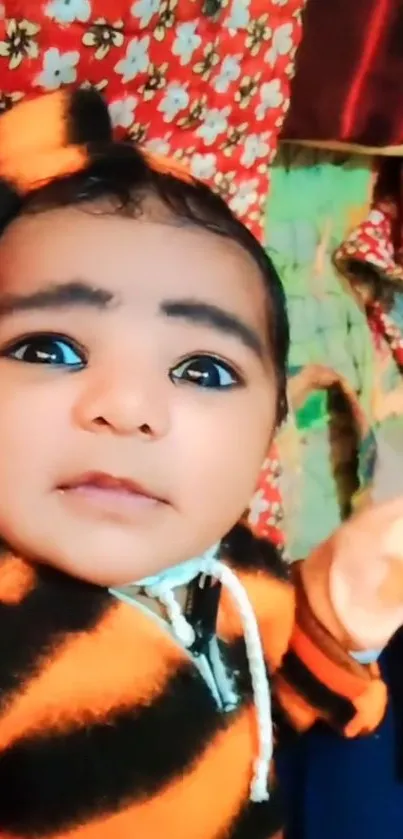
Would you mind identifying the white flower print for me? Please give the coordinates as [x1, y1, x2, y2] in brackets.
[256, 79, 283, 121]
[158, 83, 189, 122]
[267, 501, 282, 526]
[263, 458, 281, 483]
[368, 209, 385, 225]
[265, 22, 293, 65]
[275, 113, 285, 129]
[172, 22, 201, 66]
[275, 23, 293, 55]
[370, 255, 387, 268]
[82, 19, 124, 60]
[190, 153, 217, 180]
[261, 456, 274, 476]
[196, 106, 231, 145]
[229, 178, 259, 217]
[240, 133, 270, 167]
[272, 0, 289, 5]
[144, 135, 172, 155]
[35, 48, 80, 90]
[114, 37, 150, 83]
[80, 79, 108, 93]
[130, 0, 160, 29]
[213, 55, 241, 94]
[225, 0, 250, 30]
[45, 0, 91, 24]
[109, 96, 138, 129]
[0, 19, 40, 70]
[248, 489, 270, 527]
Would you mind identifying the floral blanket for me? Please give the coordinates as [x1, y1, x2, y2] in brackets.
[0, 0, 304, 238]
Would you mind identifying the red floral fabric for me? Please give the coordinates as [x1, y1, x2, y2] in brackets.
[368, 303, 403, 371]
[334, 200, 403, 286]
[0, 0, 304, 238]
[0, 0, 304, 547]
[333, 168, 403, 430]
[334, 160, 403, 288]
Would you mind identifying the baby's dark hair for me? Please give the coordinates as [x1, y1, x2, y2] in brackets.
[0, 92, 289, 425]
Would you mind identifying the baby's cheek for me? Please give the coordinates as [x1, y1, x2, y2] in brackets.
[188, 444, 265, 531]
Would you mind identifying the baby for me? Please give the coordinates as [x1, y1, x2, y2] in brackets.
[0, 89, 402, 839]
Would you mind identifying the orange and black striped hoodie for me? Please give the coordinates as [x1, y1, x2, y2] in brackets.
[0, 538, 387, 839]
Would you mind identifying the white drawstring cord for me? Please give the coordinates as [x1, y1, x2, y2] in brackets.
[150, 587, 195, 648]
[204, 559, 272, 802]
[126, 548, 272, 803]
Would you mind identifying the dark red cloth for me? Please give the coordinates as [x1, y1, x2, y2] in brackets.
[283, 0, 403, 148]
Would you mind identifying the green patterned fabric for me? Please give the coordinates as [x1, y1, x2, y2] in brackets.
[265, 148, 375, 557]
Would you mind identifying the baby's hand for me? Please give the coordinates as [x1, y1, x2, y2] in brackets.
[300, 497, 403, 652]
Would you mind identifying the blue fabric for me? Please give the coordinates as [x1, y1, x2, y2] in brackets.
[277, 654, 403, 839]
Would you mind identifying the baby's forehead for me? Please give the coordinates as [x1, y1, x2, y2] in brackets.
[0, 203, 268, 328]
[0, 199, 260, 276]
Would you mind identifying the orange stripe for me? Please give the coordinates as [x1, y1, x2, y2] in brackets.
[291, 625, 368, 699]
[0, 92, 66, 159]
[0, 601, 186, 750]
[13, 147, 88, 193]
[218, 570, 295, 670]
[0, 556, 36, 604]
[0, 91, 87, 192]
[274, 675, 319, 731]
[50, 707, 255, 839]
[143, 150, 194, 183]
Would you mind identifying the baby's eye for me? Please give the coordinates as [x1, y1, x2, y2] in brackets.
[4, 335, 85, 368]
[170, 355, 240, 389]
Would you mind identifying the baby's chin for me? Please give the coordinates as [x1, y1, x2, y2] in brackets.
[34, 527, 199, 588]
[37, 542, 164, 589]
[1, 505, 225, 588]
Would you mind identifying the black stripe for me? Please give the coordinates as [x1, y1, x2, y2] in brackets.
[279, 650, 356, 728]
[225, 636, 254, 699]
[0, 560, 112, 709]
[0, 659, 228, 835]
[225, 784, 283, 839]
[224, 523, 289, 581]
[67, 88, 112, 147]
[0, 177, 22, 229]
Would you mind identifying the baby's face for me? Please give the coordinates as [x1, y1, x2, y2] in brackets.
[0, 206, 277, 585]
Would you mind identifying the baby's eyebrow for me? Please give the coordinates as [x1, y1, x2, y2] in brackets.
[0, 281, 116, 316]
[160, 298, 265, 360]
[0, 283, 266, 360]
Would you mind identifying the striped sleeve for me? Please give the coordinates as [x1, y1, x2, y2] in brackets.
[274, 563, 388, 738]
